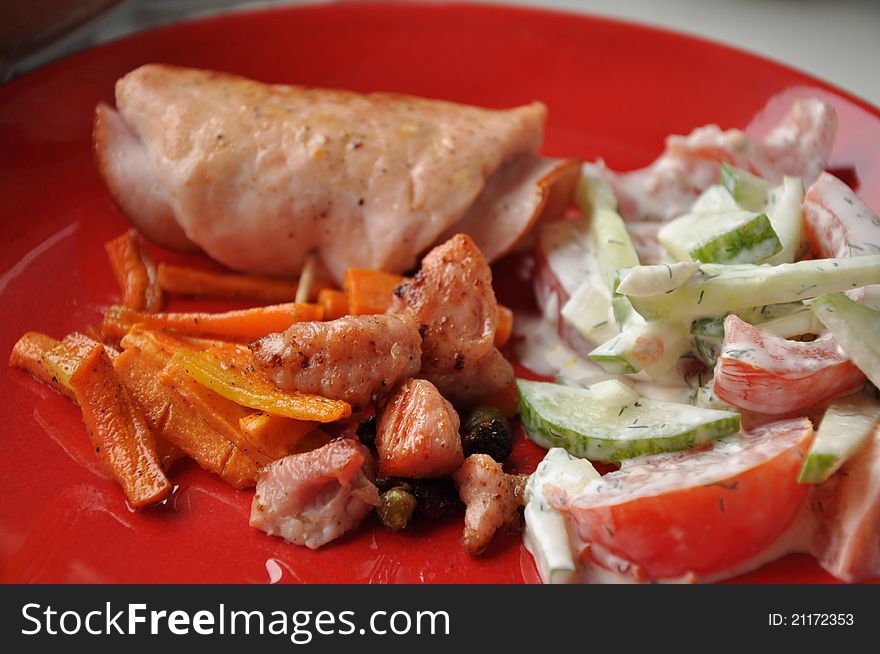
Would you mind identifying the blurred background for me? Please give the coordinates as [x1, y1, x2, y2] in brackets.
[1, 0, 878, 105]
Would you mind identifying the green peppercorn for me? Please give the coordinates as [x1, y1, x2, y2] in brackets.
[377, 486, 417, 531]
[461, 405, 513, 462]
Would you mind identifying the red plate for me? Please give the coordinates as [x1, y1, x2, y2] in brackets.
[2, 2, 878, 584]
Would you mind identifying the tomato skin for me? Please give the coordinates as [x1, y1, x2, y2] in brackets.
[713, 315, 865, 415]
[803, 171, 880, 259]
[559, 418, 814, 580]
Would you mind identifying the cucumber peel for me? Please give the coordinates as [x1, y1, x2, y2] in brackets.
[516, 379, 741, 462]
[720, 163, 771, 212]
[690, 316, 726, 366]
[588, 319, 690, 377]
[658, 209, 782, 264]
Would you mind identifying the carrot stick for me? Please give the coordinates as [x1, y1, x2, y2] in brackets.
[157, 263, 307, 303]
[222, 447, 262, 489]
[39, 333, 111, 396]
[11, 332, 184, 471]
[173, 345, 351, 423]
[239, 412, 318, 460]
[9, 332, 67, 395]
[494, 305, 514, 348]
[114, 348, 259, 487]
[102, 302, 323, 341]
[70, 345, 171, 509]
[119, 325, 221, 363]
[318, 288, 349, 321]
[159, 354, 272, 466]
[153, 439, 186, 472]
[105, 229, 163, 312]
[343, 268, 406, 315]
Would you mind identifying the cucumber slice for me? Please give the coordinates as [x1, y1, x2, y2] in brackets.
[593, 208, 640, 291]
[798, 393, 880, 484]
[524, 448, 600, 584]
[588, 320, 690, 377]
[589, 379, 639, 408]
[516, 379, 741, 462]
[626, 255, 880, 321]
[566, 176, 640, 335]
[658, 209, 782, 264]
[691, 316, 726, 337]
[807, 292, 880, 387]
[616, 261, 699, 297]
[611, 293, 638, 327]
[575, 162, 617, 213]
[690, 316, 726, 367]
[765, 177, 805, 265]
[691, 184, 739, 213]
[740, 301, 823, 338]
[720, 163, 771, 212]
[560, 279, 618, 345]
[692, 383, 737, 411]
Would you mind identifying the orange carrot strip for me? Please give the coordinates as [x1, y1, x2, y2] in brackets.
[119, 325, 221, 363]
[40, 335, 182, 471]
[61, 332, 113, 358]
[318, 288, 349, 321]
[174, 345, 351, 423]
[40, 333, 111, 398]
[494, 305, 514, 348]
[159, 354, 272, 467]
[114, 348, 257, 487]
[102, 302, 323, 341]
[343, 268, 406, 315]
[153, 440, 186, 473]
[222, 447, 262, 489]
[156, 263, 312, 303]
[10, 331, 115, 400]
[239, 412, 318, 460]
[70, 345, 171, 509]
[105, 229, 163, 312]
[9, 332, 69, 397]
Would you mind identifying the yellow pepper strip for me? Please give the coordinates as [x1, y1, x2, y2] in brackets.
[39, 332, 113, 395]
[175, 347, 351, 423]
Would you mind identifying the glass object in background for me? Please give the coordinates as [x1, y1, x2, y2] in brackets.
[0, 0, 305, 82]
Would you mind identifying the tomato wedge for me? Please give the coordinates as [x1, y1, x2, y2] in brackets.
[554, 417, 814, 580]
[803, 171, 880, 260]
[713, 315, 864, 415]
